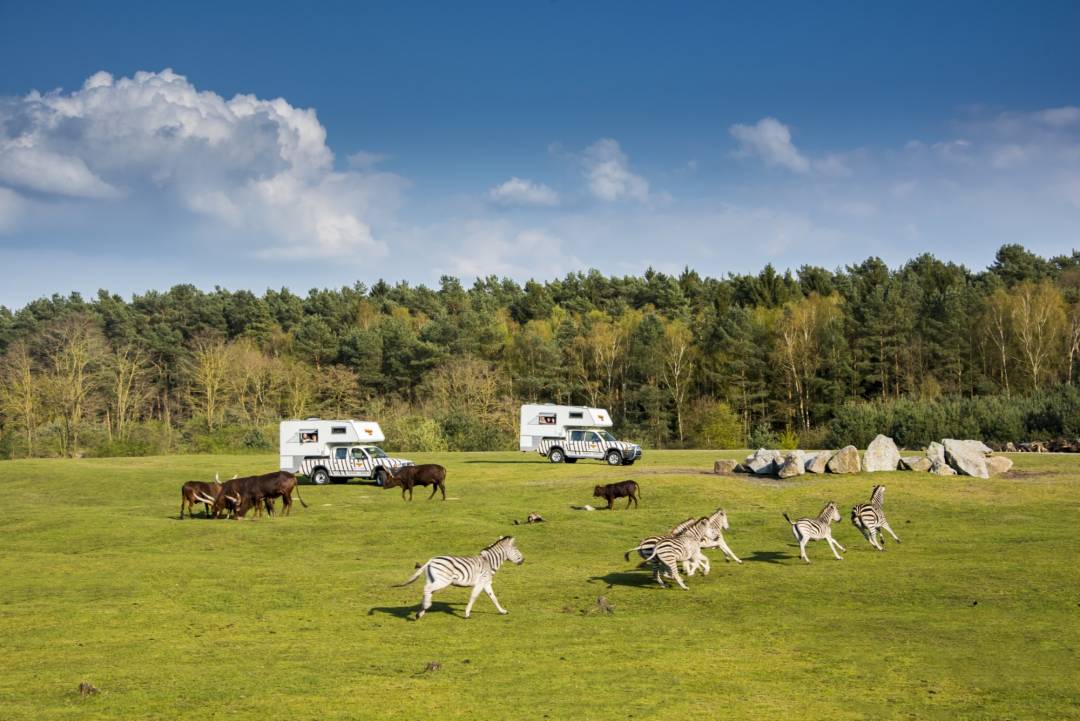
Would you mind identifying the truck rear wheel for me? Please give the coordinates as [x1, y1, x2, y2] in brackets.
[311, 468, 331, 485]
[548, 448, 566, 463]
[606, 450, 624, 466]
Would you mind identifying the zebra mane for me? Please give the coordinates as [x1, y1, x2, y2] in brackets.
[670, 517, 698, 535]
[870, 485, 885, 507]
[483, 536, 513, 551]
[817, 502, 837, 522]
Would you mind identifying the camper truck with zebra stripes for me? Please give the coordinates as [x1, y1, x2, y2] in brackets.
[519, 404, 642, 465]
[279, 419, 414, 485]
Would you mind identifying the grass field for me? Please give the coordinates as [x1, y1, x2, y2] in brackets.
[1, 450, 1079, 720]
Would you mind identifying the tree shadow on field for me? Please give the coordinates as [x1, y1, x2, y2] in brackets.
[368, 602, 460, 620]
[588, 571, 658, 589]
[744, 550, 793, 564]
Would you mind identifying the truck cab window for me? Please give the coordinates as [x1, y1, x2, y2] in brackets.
[570, 430, 586, 442]
[335, 447, 348, 460]
[587, 432, 600, 443]
[351, 447, 367, 461]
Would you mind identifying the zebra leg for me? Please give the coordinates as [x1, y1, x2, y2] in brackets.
[671, 566, 689, 590]
[866, 528, 883, 551]
[881, 519, 901, 543]
[483, 583, 508, 615]
[826, 534, 845, 560]
[652, 562, 668, 588]
[799, 538, 811, 563]
[464, 584, 485, 619]
[717, 536, 742, 564]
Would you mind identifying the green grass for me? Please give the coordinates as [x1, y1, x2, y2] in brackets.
[1, 450, 1079, 720]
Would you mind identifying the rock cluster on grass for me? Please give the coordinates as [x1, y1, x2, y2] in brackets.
[717, 433, 1014, 479]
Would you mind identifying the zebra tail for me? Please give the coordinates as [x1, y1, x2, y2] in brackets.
[782, 512, 793, 525]
[392, 562, 428, 587]
[623, 545, 646, 562]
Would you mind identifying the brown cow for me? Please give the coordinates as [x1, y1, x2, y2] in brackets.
[213, 471, 308, 519]
[180, 480, 222, 518]
[593, 480, 640, 510]
[383, 464, 447, 500]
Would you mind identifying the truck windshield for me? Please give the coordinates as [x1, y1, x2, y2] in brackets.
[367, 446, 389, 459]
[598, 430, 617, 442]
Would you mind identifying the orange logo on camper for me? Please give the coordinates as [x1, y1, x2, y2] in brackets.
[598, 414, 605, 421]
[365, 428, 373, 435]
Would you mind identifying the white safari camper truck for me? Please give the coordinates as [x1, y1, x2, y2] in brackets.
[519, 404, 642, 465]
[279, 419, 413, 485]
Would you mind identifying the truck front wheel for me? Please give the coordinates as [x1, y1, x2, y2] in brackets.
[606, 450, 624, 466]
[374, 468, 388, 487]
[548, 448, 566, 464]
[311, 468, 331, 485]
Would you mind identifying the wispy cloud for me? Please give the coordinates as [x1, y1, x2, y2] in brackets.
[730, 117, 810, 173]
[488, 177, 560, 207]
[582, 138, 651, 202]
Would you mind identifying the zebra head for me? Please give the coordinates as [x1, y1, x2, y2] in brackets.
[708, 508, 730, 531]
[824, 501, 841, 523]
[483, 536, 525, 567]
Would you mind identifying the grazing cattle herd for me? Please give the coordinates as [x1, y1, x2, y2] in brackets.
[176, 457, 902, 617]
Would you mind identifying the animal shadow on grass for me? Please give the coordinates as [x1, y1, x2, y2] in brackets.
[744, 550, 793, 564]
[368, 602, 459, 620]
[588, 571, 658, 589]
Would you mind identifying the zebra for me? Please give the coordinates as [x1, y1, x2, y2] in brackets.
[393, 536, 524, 619]
[851, 484, 901, 550]
[783, 501, 845, 563]
[689, 508, 743, 574]
[642, 519, 720, 590]
[624, 516, 699, 563]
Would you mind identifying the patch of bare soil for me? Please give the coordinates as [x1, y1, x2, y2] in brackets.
[1000, 469, 1056, 481]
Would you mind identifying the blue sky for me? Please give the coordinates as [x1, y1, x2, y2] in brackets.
[1, 1, 1079, 307]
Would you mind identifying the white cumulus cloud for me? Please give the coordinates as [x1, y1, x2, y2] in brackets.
[582, 138, 651, 202]
[488, 177, 560, 206]
[730, 117, 811, 173]
[0, 69, 405, 257]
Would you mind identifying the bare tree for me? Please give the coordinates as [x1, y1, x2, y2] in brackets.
[660, 320, 694, 443]
[1010, 281, 1065, 391]
[41, 315, 106, 457]
[188, 337, 231, 432]
[1067, 303, 1080, 385]
[984, 288, 1012, 397]
[107, 345, 150, 442]
[0, 341, 38, 457]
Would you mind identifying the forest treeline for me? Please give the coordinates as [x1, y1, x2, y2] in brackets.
[3, 243, 1080, 459]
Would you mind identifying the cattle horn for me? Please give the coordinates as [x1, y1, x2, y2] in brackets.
[215, 472, 220, 482]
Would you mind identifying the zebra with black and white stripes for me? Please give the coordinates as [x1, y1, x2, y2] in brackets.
[691, 507, 743, 573]
[851, 484, 900, 550]
[641, 519, 720, 590]
[393, 536, 524, 619]
[625, 516, 699, 563]
[783, 501, 845, 563]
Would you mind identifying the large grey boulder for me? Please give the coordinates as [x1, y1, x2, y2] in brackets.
[900, 456, 932, 472]
[944, 439, 990, 478]
[777, 450, 806, 479]
[827, 446, 860, 474]
[805, 452, 830, 474]
[745, 448, 782, 476]
[925, 442, 954, 475]
[986, 455, 1014, 476]
[863, 434, 901, 472]
[713, 459, 738, 475]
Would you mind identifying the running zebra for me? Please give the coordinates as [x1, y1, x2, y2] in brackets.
[690, 508, 742, 573]
[642, 519, 720, 590]
[393, 536, 524, 619]
[783, 501, 845, 563]
[851, 484, 901, 550]
[625, 516, 698, 562]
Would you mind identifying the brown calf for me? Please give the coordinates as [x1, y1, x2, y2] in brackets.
[593, 480, 641, 510]
[384, 464, 447, 500]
